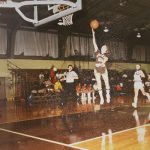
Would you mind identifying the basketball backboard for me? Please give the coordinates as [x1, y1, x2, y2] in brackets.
[0, 0, 82, 26]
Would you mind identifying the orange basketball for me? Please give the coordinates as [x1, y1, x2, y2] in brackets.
[90, 19, 100, 29]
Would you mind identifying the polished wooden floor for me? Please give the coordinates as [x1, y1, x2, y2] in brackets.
[0, 94, 150, 150]
[73, 124, 150, 150]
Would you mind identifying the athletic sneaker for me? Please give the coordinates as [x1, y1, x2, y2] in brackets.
[132, 102, 137, 108]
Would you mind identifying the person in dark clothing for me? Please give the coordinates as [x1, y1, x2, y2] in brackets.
[60, 65, 79, 105]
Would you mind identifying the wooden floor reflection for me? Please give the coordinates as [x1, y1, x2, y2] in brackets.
[0, 94, 138, 124]
[73, 124, 150, 150]
[0, 94, 150, 150]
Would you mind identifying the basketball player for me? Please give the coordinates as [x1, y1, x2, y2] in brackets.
[132, 64, 150, 108]
[91, 29, 110, 104]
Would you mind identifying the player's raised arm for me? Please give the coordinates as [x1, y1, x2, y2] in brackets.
[92, 28, 99, 52]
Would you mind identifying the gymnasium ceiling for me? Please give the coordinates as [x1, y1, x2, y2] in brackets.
[1, 0, 150, 43]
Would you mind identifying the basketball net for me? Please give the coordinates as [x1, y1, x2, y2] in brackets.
[56, 4, 73, 26]
[58, 14, 73, 26]
[0, 0, 81, 26]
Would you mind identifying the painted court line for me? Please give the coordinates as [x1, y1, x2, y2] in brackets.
[70, 123, 150, 146]
[0, 128, 87, 150]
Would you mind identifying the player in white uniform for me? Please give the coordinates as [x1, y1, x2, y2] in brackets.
[92, 29, 110, 104]
[132, 64, 150, 108]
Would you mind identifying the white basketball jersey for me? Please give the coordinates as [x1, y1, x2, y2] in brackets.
[134, 70, 142, 82]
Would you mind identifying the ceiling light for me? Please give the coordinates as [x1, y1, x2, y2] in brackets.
[136, 32, 141, 38]
[104, 27, 109, 32]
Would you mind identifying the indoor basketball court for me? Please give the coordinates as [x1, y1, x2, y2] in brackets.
[0, 0, 150, 150]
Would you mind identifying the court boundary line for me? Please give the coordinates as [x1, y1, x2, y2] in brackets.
[70, 123, 150, 146]
[0, 128, 87, 150]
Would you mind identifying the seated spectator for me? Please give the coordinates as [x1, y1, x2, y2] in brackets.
[44, 70, 50, 81]
[81, 83, 87, 100]
[87, 84, 92, 100]
[122, 73, 128, 78]
[44, 79, 53, 88]
[115, 84, 122, 92]
[54, 78, 63, 92]
[39, 71, 44, 84]
[76, 83, 81, 99]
